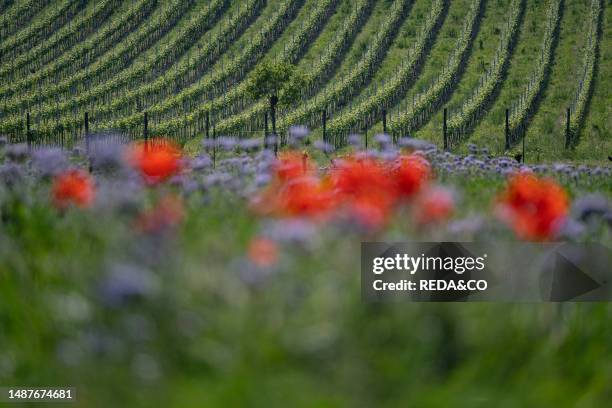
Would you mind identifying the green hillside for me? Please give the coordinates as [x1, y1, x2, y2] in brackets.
[0, 0, 608, 162]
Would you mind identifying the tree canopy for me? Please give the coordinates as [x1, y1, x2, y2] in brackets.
[246, 60, 305, 105]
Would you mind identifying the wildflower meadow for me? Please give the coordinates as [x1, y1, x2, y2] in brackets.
[1, 128, 612, 406]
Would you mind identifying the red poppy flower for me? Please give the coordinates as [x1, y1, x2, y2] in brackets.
[496, 173, 569, 241]
[413, 186, 455, 225]
[248, 237, 279, 268]
[252, 176, 337, 219]
[135, 195, 185, 233]
[51, 169, 95, 209]
[277, 176, 338, 218]
[350, 194, 395, 229]
[393, 153, 431, 198]
[252, 150, 336, 219]
[126, 139, 182, 184]
[273, 150, 313, 181]
[331, 156, 399, 228]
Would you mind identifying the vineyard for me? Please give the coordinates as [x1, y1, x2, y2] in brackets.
[0, 0, 608, 161]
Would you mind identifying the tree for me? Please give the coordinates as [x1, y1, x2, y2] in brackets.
[246, 60, 305, 152]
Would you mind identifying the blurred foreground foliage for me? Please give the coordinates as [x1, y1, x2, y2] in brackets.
[1, 178, 611, 407]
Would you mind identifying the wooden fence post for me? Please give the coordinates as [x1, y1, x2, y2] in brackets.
[205, 111, 210, 152]
[270, 95, 278, 155]
[212, 125, 216, 168]
[382, 109, 387, 134]
[522, 131, 526, 164]
[443, 108, 448, 151]
[322, 109, 327, 144]
[565, 107, 570, 149]
[26, 112, 31, 149]
[264, 111, 269, 149]
[505, 108, 510, 150]
[143, 111, 148, 150]
[85, 112, 89, 154]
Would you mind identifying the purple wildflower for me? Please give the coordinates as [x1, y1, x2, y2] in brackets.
[261, 219, 317, 244]
[313, 140, 334, 154]
[557, 218, 586, 240]
[447, 216, 484, 235]
[398, 138, 434, 151]
[5, 143, 28, 162]
[190, 154, 212, 171]
[572, 194, 610, 221]
[32, 148, 68, 177]
[218, 136, 238, 151]
[374, 133, 392, 148]
[95, 178, 144, 214]
[98, 263, 160, 307]
[201, 139, 216, 149]
[348, 134, 361, 147]
[240, 138, 261, 151]
[289, 125, 309, 142]
[264, 134, 278, 148]
[254, 173, 271, 188]
[604, 211, 612, 228]
[203, 172, 232, 188]
[0, 162, 24, 187]
[71, 146, 85, 158]
[89, 141, 125, 173]
[170, 175, 198, 195]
